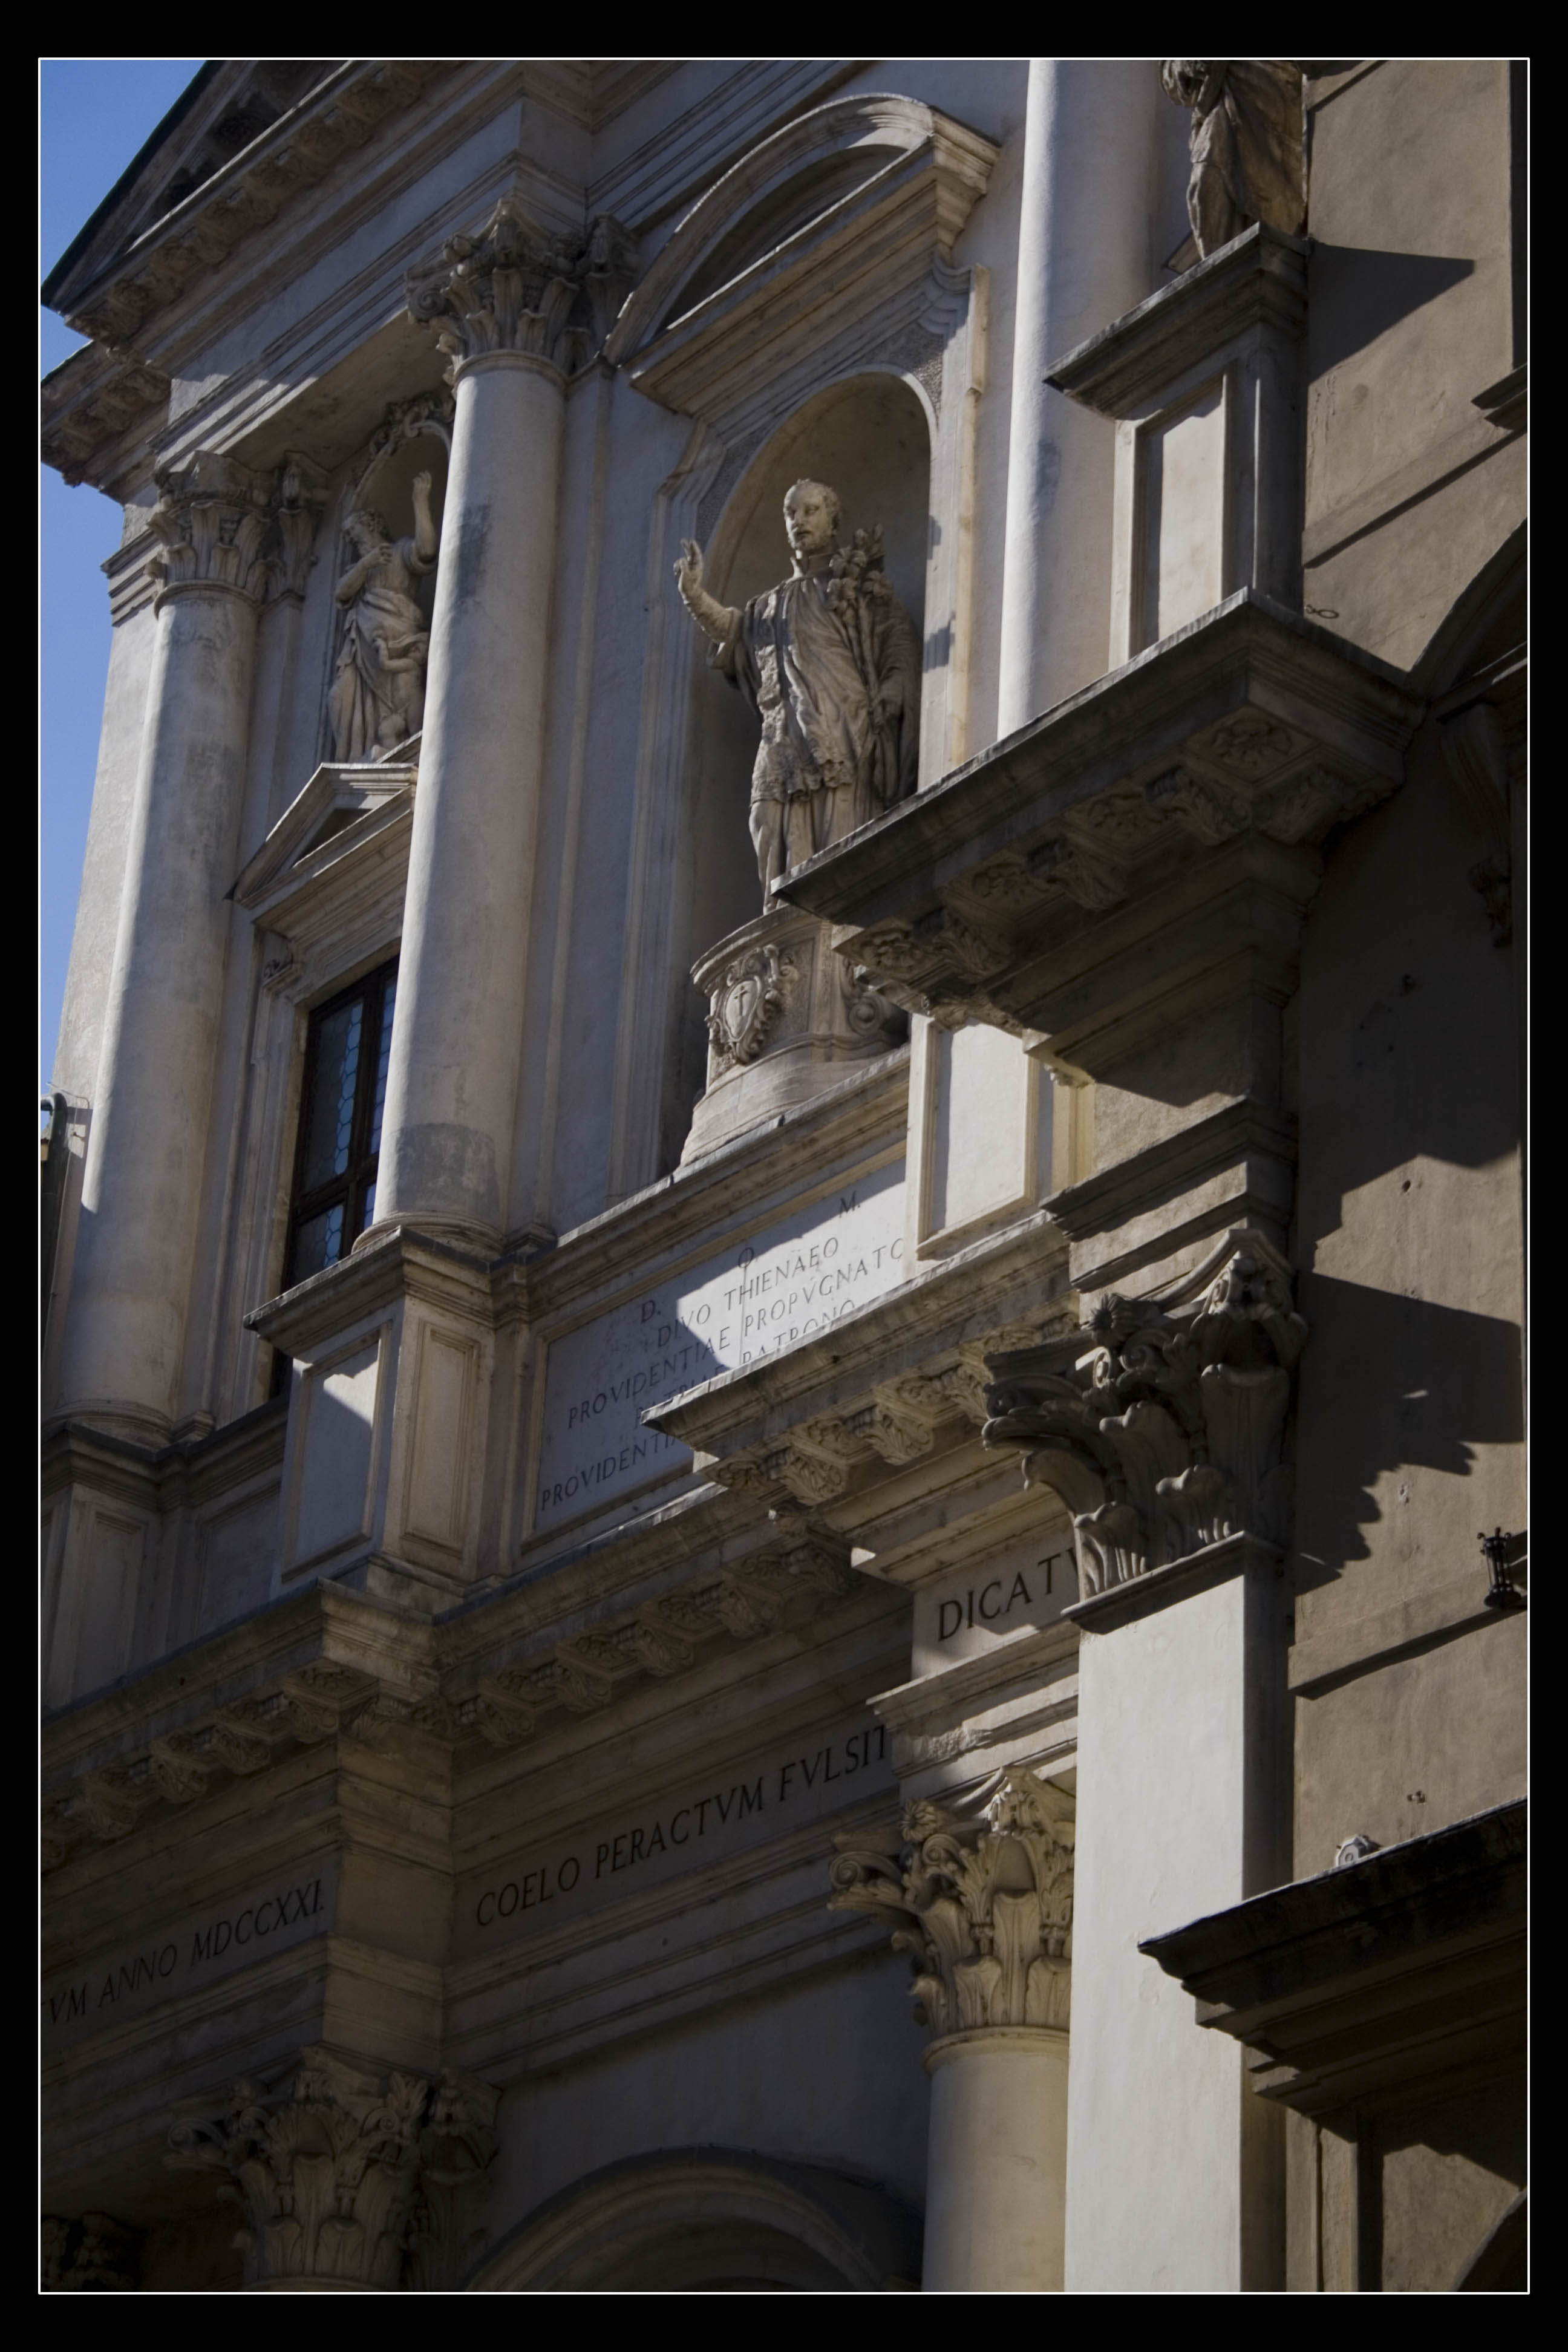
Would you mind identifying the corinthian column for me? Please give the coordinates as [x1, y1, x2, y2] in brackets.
[56, 452, 286, 1440]
[996, 60, 1163, 731]
[365, 200, 581, 1249]
[831, 1768, 1075, 2292]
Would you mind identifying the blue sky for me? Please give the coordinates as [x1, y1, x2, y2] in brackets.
[39, 58, 203, 1106]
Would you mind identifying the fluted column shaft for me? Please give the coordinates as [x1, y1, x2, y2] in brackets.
[370, 206, 575, 1247]
[996, 59, 1163, 732]
[56, 456, 275, 1439]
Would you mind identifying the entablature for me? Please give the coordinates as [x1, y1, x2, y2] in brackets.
[645, 1203, 1072, 1519]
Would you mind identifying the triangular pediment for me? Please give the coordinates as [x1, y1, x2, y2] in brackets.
[232, 750, 417, 916]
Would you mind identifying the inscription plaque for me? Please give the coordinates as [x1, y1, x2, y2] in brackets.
[534, 1158, 906, 1530]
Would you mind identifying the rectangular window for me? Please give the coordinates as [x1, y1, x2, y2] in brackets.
[284, 957, 399, 1289]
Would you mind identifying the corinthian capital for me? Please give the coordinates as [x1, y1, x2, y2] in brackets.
[982, 1227, 1308, 1594]
[831, 1768, 1074, 2037]
[406, 197, 636, 378]
[146, 449, 276, 603]
[167, 2045, 500, 2291]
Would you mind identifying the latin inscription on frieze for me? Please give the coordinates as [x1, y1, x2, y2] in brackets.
[459, 1716, 892, 1955]
[534, 1158, 906, 1530]
[41, 1857, 339, 2051]
[912, 1537, 1079, 1674]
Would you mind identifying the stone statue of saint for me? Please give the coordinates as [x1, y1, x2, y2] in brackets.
[328, 469, 439, 762]
[674, 478, 923, 903]
[1161, 61, 1305, 259]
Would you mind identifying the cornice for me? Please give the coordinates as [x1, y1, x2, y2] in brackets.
[526, 1048, 909, 1327]
[870, 1619, 1080, 1736]
[49, 62, 455, 350]
[1046, 223, 1310, 419]
[40, 343, 169, 488]
[647, 1204, 1071, 1465]
[42, 1397, 288, 1515]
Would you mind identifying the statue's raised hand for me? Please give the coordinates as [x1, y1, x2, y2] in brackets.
[674, 538, 705, 599]
[412, 469, 433, 497]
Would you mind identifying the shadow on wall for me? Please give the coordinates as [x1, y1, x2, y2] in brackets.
[1292, 1275, 1523, 1581]
[1306, 247, 1474, 378]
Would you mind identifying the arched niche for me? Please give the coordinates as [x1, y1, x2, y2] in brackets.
[685, 371, 935, 980]
[318, 393, 452, 760]
[468, 2149, 921, 2292]
[604, 101, 992, 1198]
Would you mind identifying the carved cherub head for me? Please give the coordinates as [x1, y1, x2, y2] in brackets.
[783, 478, 841, 570]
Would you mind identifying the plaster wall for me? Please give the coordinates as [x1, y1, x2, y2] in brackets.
[1292, 718, 1524, 1872]
[1304, 62, 1514, 544]
[1302, 61, 1521, 670]
[485, 1948, 929, 2237]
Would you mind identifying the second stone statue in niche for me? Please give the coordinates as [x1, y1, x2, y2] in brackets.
[328, 469, 439, 763]
[675, 479, 922, 903]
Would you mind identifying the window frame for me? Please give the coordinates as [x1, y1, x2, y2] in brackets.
[282, 955, 399, 1291]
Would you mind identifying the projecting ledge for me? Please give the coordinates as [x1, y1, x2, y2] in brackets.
[1138, 1797, 1526, 2115]
[774, 590, 1424, 1051]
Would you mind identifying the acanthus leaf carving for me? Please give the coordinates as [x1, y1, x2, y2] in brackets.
[146, 450, 276, 604]
[74, 1768, 154, 1841]
[1145, 765, 1249, 844]
[1191, 710, 1301, 779]
[1257, 765, 1388, 846]
[41, 2210, 143, 2292]
[407, 198, 636, 380]
[982, 1229, 1307, 1595]
[628, 1606, 696, 1678]
[166, 2047, 500, 2292]
[829, 1768, 1074, 2037]
[1027, 835, 1128, 911]
[403, 2071, 503, 2293]
[550, 1642, 617, 1714]
[146, 1735, 211, 1805]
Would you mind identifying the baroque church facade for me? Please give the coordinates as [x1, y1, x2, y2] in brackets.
[41, 59, 1525, 2293]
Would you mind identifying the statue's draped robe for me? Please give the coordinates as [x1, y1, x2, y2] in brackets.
[328, 537, 433, 763]
[714, 569, 922, 895]
[1161, 60, 1304, 257]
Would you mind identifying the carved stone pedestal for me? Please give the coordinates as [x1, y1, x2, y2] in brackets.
[682, 904, 904, 1162]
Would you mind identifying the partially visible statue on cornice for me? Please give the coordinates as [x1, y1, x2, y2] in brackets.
[1161, 60, 1305, 258]
[328, 470, 439, 763]
[675, 480, 922, 903]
